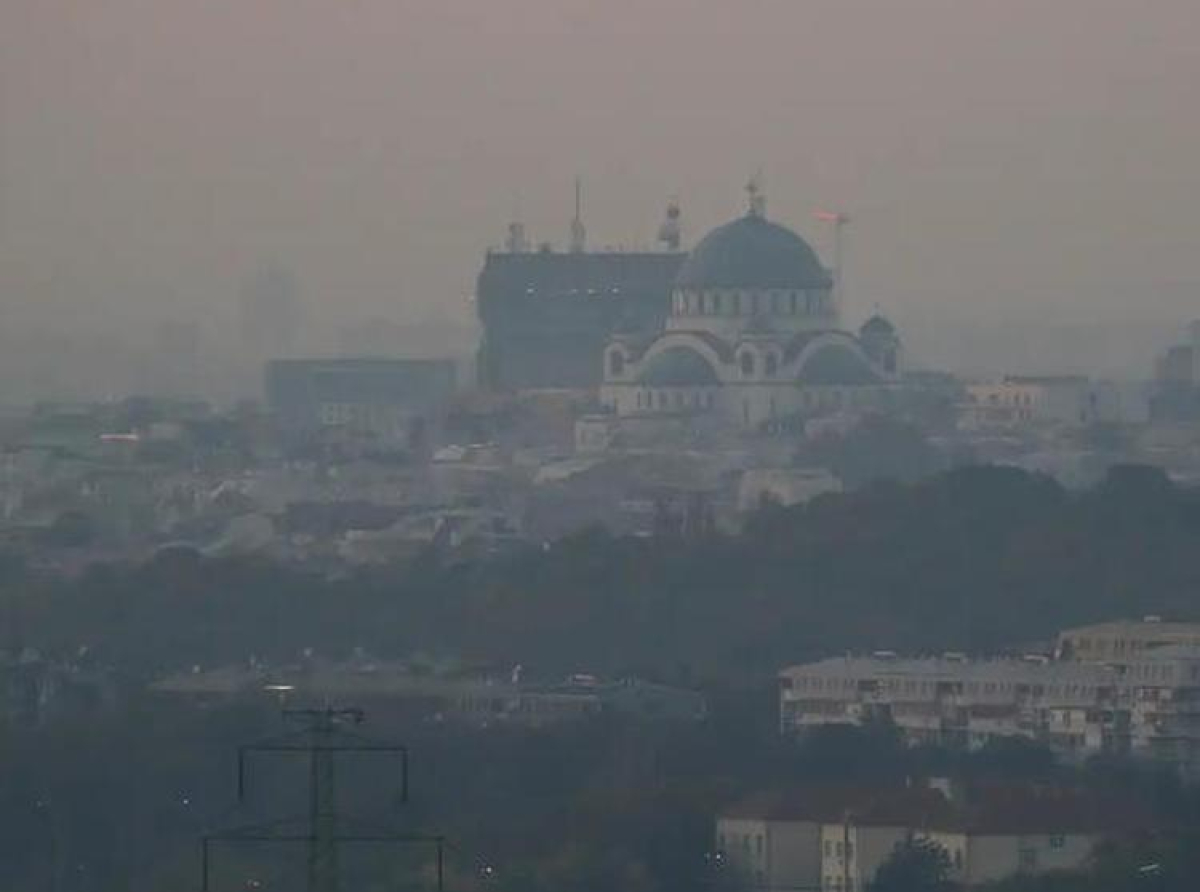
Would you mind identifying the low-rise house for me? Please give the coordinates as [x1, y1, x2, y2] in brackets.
[718, 781, 1150, 891]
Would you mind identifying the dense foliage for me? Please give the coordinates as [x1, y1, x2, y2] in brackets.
[6, 464, 1200, 683]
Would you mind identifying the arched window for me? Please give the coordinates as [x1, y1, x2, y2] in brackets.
[608, 350, 625, 377]
[740, 351, 755, 377]
[765, 354, 778, 377]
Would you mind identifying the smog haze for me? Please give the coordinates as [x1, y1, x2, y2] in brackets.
[2, 0, 1198, 395]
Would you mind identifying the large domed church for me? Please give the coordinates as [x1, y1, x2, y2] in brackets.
[601, 185, 901, 429]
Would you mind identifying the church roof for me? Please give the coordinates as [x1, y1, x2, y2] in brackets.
[636, 347, 721, 387]
[675, 214, 832, 291]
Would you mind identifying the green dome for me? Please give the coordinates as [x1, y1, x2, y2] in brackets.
[797, 345, 881, 385]
[636, 347, 720, 386]
[860, 315, 897, 337]
[675, 214, 832, 290]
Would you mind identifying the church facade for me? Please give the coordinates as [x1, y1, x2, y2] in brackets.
[600, 191, 901, 429]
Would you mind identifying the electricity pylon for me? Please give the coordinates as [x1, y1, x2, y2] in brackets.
[202, 707, 444, 892]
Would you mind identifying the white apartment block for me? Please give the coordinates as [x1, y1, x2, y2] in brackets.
[1057, 617, 1200, 665]
[779, 641, 1200, 774]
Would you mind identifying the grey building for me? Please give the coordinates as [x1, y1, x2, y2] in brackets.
[475, 250, 684, 391]
[265, 358, 457, 441]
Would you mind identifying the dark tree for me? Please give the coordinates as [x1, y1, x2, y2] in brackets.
[868, 837, 956, 892]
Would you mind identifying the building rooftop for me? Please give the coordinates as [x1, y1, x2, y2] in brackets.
[780, 655, 1119, 686]
[720, 782, 1154, 836]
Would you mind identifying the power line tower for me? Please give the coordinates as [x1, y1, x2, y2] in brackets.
[202, 707, 445, 892]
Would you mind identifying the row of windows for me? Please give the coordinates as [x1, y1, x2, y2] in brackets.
[740, 352, 779, 377]
[822, 877, 856, 892]
[967, 391, 1036, 407]
[791, 674, 1112, 700]
[823, 840, 855, 859]
[634, 390, 716, 411]
[716, 832, 764, 859]
[673, 289, 829, 317]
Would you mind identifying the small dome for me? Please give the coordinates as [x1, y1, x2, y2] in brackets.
[797, 345, 881, 385]
[636, 347, 720, 386]
[860, 314, 897, 338]
[675, 214, 832, 290]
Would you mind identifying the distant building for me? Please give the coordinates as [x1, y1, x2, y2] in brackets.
[601, 185, 902, 430]
[778, 638, 1200, 775]
[475, 249, 683, 390]
[240, 266, 305, 360]
[151, 660, 706, 726]
[960, 376, 1147, 430]
[717, 780, 1148, 891]
[265, 358, 456, 442]
[1151, 321, 1200, 421]
[737, 468, 842, 512]
[1057, 616, 1200, 665]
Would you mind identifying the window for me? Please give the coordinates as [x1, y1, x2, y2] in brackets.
[765, 354, 778, 377]
[740, 352, 756, 376]
[1019, 848, 1038, 871]
[756, 835, 764, 857]
[1049, 835, 1065, 850]
[824, 841, 833, 857]
[714, 293, 724, 315]
[608, 351, 625, 377]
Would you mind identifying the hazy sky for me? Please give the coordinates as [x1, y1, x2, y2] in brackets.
[2, 0, 1198, 366]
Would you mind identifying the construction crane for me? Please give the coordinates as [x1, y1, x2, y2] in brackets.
[813, 209, 851, 313]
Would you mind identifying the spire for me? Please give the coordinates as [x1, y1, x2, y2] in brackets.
[569, 176, 586, 253]
[657, 196, 682, 251]
[745, 173, 766, 218]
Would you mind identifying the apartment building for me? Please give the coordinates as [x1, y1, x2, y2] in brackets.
[1056, 617, 1200, 666]
[779, 639, 1200, 774]
[779, 654, 1125, 758]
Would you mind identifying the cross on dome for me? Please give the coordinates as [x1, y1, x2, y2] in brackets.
[745, 174, 766, 218]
